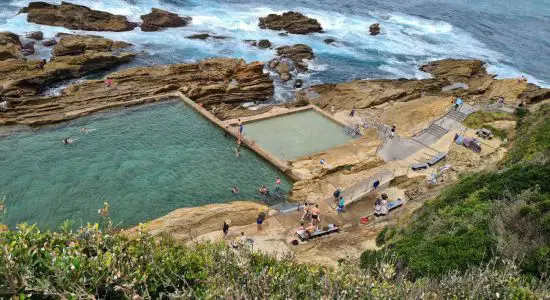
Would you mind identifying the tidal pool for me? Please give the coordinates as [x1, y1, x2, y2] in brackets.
[243, 109, 355, 160]
[0, 101, 291, 229]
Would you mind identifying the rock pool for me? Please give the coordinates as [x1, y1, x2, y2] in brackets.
[0, 101, 291, 229]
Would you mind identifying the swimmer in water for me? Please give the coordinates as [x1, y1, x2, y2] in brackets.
[80, 127, 92, 134]
[63, 138, 73, 144]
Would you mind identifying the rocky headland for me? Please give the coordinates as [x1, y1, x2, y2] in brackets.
[0, 45, 272, 125]
[297, 59, 550, 111]
[0, 33, 134, 101]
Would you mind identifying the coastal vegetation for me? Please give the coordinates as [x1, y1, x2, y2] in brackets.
[368, 105, 550, 280]
[1, 106, 549, 298]
[0, 220, 548, 298]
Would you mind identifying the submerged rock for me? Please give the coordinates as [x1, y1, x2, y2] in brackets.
[324, 38, 336, 44]
[369, 23, 381, 35]
[259, 11, 323, 34]
[25, 2, 137, 32]
[276, 62, 292, 81]
[257, 39, 272, 49]
[42, 38, 57, 47]
[186, 33, 229, 40]
[26, 31, 44, 41]
[140, 8, 191, 32]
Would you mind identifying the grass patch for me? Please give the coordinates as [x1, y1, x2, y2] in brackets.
[463, 111, 515, 129]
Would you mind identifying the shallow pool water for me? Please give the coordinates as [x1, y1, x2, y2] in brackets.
[0, 101, 291, 229]
[243, 110, 354, 160]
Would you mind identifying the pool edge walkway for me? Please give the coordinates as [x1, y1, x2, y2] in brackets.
[173, 92, 298, 181]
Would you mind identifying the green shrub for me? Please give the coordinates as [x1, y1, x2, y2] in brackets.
[0, 223, 547, 299]
[376, 226, 389, 247]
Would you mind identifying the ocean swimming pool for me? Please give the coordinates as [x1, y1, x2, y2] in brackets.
[242, 109, 355, 160]
[0, 101, 291, 229]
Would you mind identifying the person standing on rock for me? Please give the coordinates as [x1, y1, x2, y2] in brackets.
[331, 104, 336, 115]
[238, 119, 244, 136]
[390, 125, 396, 138]
[223, 219, 231, 238]
[349, 106, 356, 117]
[257, 210, 266, 231]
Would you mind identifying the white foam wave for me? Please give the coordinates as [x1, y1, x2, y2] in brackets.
[2, 0, 545, 88]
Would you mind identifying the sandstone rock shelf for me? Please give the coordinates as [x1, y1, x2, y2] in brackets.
[1, 58, 274, 126]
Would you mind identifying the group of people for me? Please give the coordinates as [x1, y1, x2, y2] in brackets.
[297, 202, 322, 238]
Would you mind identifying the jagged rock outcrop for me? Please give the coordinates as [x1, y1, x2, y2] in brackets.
[276, 44, 314, 69]
[140, 8, 191, 32]
[259, 11, 322, 34]
[1, 58, 274, 126]
[0, 32, 21, 47]
[21, 42, 35, 56]
[369, 23, 381, 35]
[25, 2, 138, 32]
[0, 44, 22, 60]
[0, 32, 22, 60]
[0, 34, 134, 101]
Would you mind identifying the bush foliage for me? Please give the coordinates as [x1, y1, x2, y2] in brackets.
[0, 224, 548, 299]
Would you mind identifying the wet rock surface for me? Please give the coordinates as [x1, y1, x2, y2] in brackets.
[369, 23, 381, 35]
[25, 2, 138, 32]
[140, 8, 191, 32]
[259, 11, 322, 34]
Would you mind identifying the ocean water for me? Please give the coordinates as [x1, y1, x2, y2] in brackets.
[0, 0, 548, 100]
[0, 101, 291, 229]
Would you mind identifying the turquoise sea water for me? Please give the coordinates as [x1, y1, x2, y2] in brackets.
[0, 101, 291, 229]
[244, 110, 354, 160]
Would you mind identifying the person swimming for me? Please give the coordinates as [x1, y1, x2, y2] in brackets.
[80, 127, 94, 134]
[63, 138, 74, 144]
[231, 186, 240, 194]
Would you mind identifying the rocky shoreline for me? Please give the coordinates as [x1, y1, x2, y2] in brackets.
[2, 2, 550, 234]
